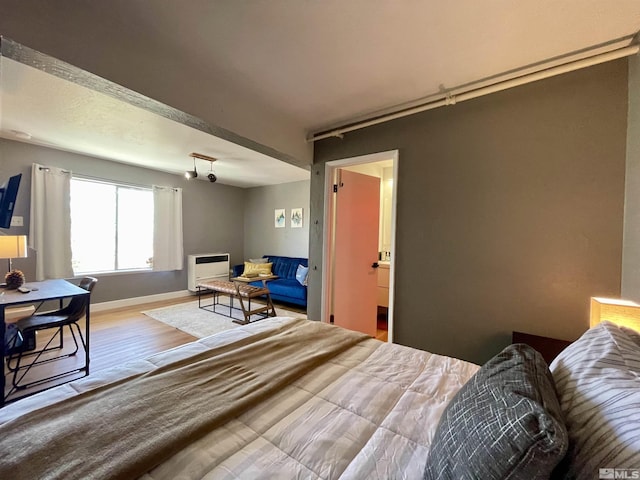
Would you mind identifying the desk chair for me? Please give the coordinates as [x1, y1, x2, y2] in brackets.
[7, 276, 97, 390]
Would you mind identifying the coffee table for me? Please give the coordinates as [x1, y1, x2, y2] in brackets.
[197, 276, 278, 325]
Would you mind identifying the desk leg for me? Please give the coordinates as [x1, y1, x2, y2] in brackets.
[85, 301, 90, 375]
[1, 305, 5, 407]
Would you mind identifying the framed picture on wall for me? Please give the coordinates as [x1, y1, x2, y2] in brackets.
[274, 208, 286, 228]
[291, 208, 303, 228]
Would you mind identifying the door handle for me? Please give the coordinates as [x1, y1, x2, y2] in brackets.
[372, 262, 379, 268]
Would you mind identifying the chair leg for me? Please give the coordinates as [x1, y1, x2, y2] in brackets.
[8, 324, 77, 370]
[6, 329, 53, 373]
[5, 329, 24, 371]
[12, 329, 65, 389]
[66, 323, 81, 356]
[70, 321, 86, 360]
[11, 323, 87, 390]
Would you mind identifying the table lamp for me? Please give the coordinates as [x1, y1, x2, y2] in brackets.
[0, 235, 28, 288]
[590, 297, 640, 332]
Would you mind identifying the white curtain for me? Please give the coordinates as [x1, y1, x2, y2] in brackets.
[29, 163, 74, 280]
[152, 185, 184, 271]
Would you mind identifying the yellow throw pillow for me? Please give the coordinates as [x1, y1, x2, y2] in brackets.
[244, 261, 272, 276]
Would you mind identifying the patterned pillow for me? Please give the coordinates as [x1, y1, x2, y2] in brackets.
[549, 322, 640, 480]
[424, 344, 568, 480]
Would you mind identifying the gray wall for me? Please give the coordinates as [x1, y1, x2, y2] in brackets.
[243, 180, 310, 260]
[310, 60, 628, 364]
[622, 54, 640, 300]
[0, 139, 246, 303]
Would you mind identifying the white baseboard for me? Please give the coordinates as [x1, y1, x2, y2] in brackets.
[91, 290, 194, 312]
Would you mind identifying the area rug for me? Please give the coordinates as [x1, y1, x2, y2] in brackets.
[142, 297, 306, 339]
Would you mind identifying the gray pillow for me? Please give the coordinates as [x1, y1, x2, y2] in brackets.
[248, 258, 269, 264]
[424, 344, 568, 480]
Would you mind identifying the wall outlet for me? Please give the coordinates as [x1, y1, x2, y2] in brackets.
[10, 216, 23, 227]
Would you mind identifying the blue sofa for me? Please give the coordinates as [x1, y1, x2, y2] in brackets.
[232, 255, 308, 308]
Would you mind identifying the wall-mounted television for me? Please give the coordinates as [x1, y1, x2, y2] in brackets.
[0, 174, 22, 229]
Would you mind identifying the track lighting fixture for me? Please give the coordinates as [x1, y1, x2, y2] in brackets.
[186, 152, 217, 182]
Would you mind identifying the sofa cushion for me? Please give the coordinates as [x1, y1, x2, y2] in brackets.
[262, 279, 307, 301]
[265, 255, 308, 280]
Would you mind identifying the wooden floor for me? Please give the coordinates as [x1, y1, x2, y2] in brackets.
[375, 325, 388, 342]
[4, 296, 386, 403]
[4, 296, 197, 403]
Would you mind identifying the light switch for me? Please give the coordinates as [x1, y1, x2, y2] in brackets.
[10, 216, 23, 227]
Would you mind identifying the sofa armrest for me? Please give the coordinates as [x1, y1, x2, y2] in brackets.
[231, 264, 244, 277]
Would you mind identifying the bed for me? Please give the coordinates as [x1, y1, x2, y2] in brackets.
[0, 316, 638, 479]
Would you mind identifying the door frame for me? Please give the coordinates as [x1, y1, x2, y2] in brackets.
[321, 149, 399, 342]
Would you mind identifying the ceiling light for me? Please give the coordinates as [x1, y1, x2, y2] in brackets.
[207, 158, 217, 183]
[184, 156, 198, 179]
[187, 152, 218, 183]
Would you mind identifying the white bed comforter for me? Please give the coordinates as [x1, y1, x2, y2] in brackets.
[0, 317, 478, 479]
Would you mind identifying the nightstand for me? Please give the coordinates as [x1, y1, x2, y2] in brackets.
[512, 331, 573, 365]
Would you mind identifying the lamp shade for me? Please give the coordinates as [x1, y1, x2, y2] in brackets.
[0, 235, 28, 260]
[590, 297, 640, 332]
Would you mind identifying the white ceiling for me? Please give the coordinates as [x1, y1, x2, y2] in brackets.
[1, 1, 640, 186]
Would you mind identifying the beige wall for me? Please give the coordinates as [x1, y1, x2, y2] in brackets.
[310, 60, 628, 364]
[622, 54, 640, 300]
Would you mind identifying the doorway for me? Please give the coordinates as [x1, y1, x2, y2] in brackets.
[321, 150, 398, 342]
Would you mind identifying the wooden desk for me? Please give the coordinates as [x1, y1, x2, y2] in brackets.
[1, 279, 90, 406]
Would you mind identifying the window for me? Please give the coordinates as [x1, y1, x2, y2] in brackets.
[70, 177, 154, 273]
